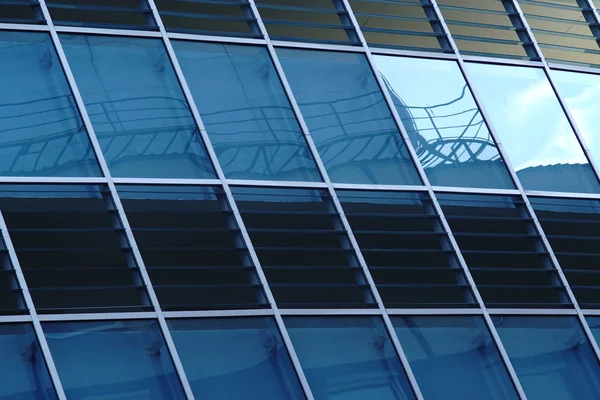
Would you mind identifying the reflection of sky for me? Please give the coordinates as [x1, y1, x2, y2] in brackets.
[374, 55, 499, 166]
[551, 69, 600, 164]
[465, 63, 588, 171]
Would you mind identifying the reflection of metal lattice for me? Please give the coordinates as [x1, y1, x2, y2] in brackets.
[383, 75, 500, 169]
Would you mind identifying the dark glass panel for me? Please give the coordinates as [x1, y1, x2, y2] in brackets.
[338, 190, 475, 307]
[0, 0, 44, 24]
[0, 184, 150, 313]
[232, 186, 375, 308]
[46, 0, 156, 30]
[118, 185, 266, 311]
[438, 193, 569, 307]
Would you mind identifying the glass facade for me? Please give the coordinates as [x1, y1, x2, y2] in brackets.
[5, 1, 600, 399]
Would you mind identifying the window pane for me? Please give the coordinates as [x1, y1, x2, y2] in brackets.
[168, 317, 305, 400]
[60, 34, 216, 179]
[530, 197, 600, 308]
[0, 230, 26, 315]
[285, 316, 415, 400]
[46, 0, 156, 30]
[494, 316, 600, 399]
[44, 320, 186, 400]
[374, 55, 514, 189]
[232, 187, 375, 308]
[465, 62, 600, 193]
[551, 69, 600, 172]
[520, 0, 600, 68]
[118, 185, 267, 311]
[255, 0, 359, 45]
[172, 41, 322, 182]
[0, 31, 101, 177]
[0, 323, 57, 400]
[349, 0, 449, 52]
[0, 0, 44, 24]
[438, 193, 570, 307]
[437, 0, 536, 60]
[0, 184, 150, 313]
[393, 316, 518, 400]
[338, 190, 476, 307]
[156, 0, 261, 38]
[277, 48, 422, 185]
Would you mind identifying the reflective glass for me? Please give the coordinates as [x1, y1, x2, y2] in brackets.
[277, 48, 421, 185]
[285, 316, 415, 400]
[43, 320, 186, 399]
[168, 317, 305, 400]
[0, 323, 57, 400]
[0, 31, 101, 177]
[374, 55, 514, 189]
[393, 316, 518, 400]
[551, 69, 600, 171]
[466, 62, 599, 193]
[172, 41, 321, 182]
[494, 316, 600, 400]
[60, 34, 215, 179]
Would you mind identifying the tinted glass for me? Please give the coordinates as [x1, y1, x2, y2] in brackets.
[46, 0, 156, 30]
[0, 184, 150, 313]
[495, 316, 600, 399]
[277, 48, 422, 185]
[374, 55, 514, 189]
[0, 31, 101, 177]
[0, 0, 44, 24]
[285, 316, 415, 400]
[173, 41, 321, 182]
[44, 320, 186, 400]
[520, 0, 600, 68]
[0, 323, 57, 400]
[393, 316, 518, 400]
[466, 62, 600, 193]
[256, 0, 358, 45]
[437, 0, 536, 60]
[60, 34, 215, 179]
[338, 190, 476, 308]
[168, 317, 305, 400]
[118, 185, 267, 311]
[156, 0, 260, 37]
[551, 69, 600, 170]
[349, 0, 449, 52]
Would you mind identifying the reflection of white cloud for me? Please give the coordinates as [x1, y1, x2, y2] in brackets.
[559, 83, 600, 152]
[509, 82, 554, 123]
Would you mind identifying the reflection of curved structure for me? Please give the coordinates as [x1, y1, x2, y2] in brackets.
[382, 75, 501, 169]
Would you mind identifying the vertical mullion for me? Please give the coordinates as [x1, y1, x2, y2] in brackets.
[434, 0, 600, 386]
[35, 1, 196, 398]
[142, 1, 316, 399]
[502, 0, 600, 376]
[342, 0, 528, 397]
[0, 211, 67, 399]
[247, 0, 425, 398]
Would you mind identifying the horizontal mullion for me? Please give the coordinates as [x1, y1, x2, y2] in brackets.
[36, 305, 154, 313]
[138, 246, 243, 251]
[360, 26, 444, 38]
[261, 265, 360, 270]
[263, 19, 353, 30]
[15, 246, 132, 252]
[24, 266, 139, 272]
[352, 229, 444, 236]
[9, 227, 124, 233]
[268, 283, 370, 288]
[29, 284, 146, 291]
[460, 249, 547, 255]
[48, 4, 152, 13]
[254, 246, 352, 252]
[257, 3, 346, 15]
[451, 34, 528, 46]
[238, 210, 337, 217]
[355, 11, 434, 23]
[453, 232, 537, 239]
[125, 208, 230, 214]
[553, 251, 600, 257]
[361, 248, 453, 254]
[376, 283, 471, 288]
[246, 228, 344, 234]
[545, 234, 600, 240]
[477, 283, 564, 290]
[469, 266, 556, 272]
[146, 265, 253, 271]
[159, 10, 255, 22]
[132, 227, 239, 233]
[444, 215, 531, 222]
[152, 283, 262, 289]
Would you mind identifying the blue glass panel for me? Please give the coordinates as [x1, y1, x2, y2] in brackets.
[285, 316, 415, 400]
[0, 323, 57, 400]
[494, 316, 600, 400]
[0, 31, 101, 177]
[172, 41, 322, 182]
[393, 316, 518, 400]
[60, 34, 215, 179]
[465, 62, 599, 193]
[276, 48, 422, 185]
[43, 320, 186, 400]
[168, 317, 305, 399]
[585, 316, 600, 346]
[373, 55, 515, 189]
[551, 70, 600, 174]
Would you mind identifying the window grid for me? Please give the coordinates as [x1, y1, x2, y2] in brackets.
[2, 0, 600, 398]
